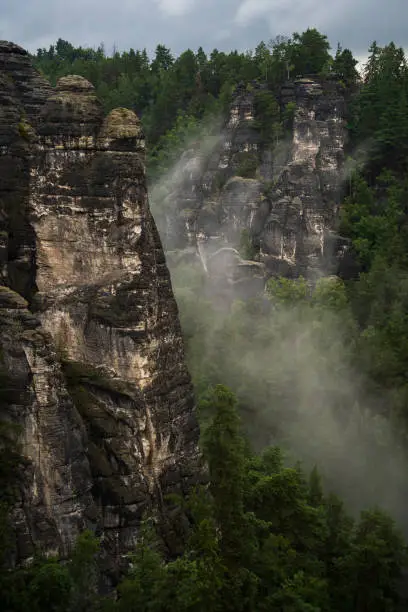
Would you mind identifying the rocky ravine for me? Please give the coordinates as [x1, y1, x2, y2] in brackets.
[155, 77, 348, 287]
[0, 41, 201, 577]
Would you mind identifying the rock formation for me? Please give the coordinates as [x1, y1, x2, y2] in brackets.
[0, 285, 94, 564]
[0, 41, 201, 577]
[260, 78, 347, 280]
[154, 77, 348, 284]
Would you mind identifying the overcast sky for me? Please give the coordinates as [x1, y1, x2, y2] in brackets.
[1, 0, 407, 66]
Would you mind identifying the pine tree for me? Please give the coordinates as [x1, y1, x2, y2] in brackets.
[332, 46, 359, 86]
[116, 519, 167, 612]
[201, 385, 246, 566]
[351, 509, 408, 611]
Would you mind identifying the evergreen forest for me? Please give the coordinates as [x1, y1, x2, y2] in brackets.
[2, 27, 408, 610]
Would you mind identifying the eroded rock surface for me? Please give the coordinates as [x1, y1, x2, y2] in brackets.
[0, 42, 201, 574]
[154, 78, 347, 284]
[0, 286, 94, 563]
[260, 78, 347, 280]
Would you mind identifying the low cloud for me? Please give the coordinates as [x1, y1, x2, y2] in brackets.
[147, 111, 408, 533]
[1, 0, 407, 59]
[155, 0, 197, 17]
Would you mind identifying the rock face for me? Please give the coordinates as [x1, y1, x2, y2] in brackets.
[0, 42, 52, 298]
[0, 42, 201, 574]
[260, 78, 347, 280]
[154, 82, 263, 254]
[154, 78, 347, 283]
[0, 285, 94, 564]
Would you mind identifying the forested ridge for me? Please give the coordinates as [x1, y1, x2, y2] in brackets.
[30, 29, 359, 177]
[1, 28, 408, 610]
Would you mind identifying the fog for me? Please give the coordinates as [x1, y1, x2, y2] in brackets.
[149, 123, 408, 531]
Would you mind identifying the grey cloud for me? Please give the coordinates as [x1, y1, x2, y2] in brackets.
[0, 0, 407, 58]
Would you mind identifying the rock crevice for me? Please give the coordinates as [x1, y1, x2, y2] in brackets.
[156, 77, 347, 285]
[0, 42, 201, 573]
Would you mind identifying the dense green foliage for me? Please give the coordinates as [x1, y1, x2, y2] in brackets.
[339, 41, 408, 433]
[252, 89, 282, 144]
[109, 385, 406, 612]
[31, 27, 358, 176]
[0, 529, 100, 612]
[0, 26, 405, 612]
[1, 387, 406, 611]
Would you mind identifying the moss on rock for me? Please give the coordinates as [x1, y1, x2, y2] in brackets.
[100, 107, 143, 140]
[18, 117, 35, 141]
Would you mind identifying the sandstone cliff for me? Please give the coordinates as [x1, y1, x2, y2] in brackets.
[0, 41, 201, 576]
[154, 77, 348, 286]
[261, 78, 347, 280]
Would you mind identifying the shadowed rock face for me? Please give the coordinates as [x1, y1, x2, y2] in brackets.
[0, 42, 201, 575]
[0, 42, 52, 299]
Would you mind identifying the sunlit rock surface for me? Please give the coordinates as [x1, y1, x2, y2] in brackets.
[155, 78, 347, 283]
[0, 43, 92, 562]
[260, 78, 347, 280]
[0, 42, 201, 575]
[0, 286, 94, 563]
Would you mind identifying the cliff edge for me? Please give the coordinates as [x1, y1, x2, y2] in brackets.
[0, 41, 201, 576]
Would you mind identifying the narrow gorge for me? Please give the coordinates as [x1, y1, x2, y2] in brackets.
[0, 33, 394, 584]
[0, 45, 352, 568]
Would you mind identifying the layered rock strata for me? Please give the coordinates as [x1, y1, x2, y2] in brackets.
[0, 286, 94, 563]
[155, 78, 347, 282]
[259, 78, 347, 279]
[0, 41, 201, 572]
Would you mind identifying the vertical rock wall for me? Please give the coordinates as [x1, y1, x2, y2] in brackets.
[259, 78, 347, 279]
[156, 78, 347, 282]
[0, 285, 95, 564]
[30, 76, 201, 563]
[0, 42, 201, 572]
[0, 43, 94, 564]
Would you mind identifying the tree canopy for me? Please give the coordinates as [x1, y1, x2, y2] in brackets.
[0, 28, 404, 611]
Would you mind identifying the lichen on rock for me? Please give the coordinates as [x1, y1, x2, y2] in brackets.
[38, 74, 104, 140]
[100, 107, 144, 140]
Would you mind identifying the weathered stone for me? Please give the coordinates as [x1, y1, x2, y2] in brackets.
[99, 107, 144, 142]
[38, 74, 104, 140]
[258, 77, 348, 280]
[0, 288, 95, 564]
[156, 78, 347, 286]
[0, 41, 202, 577]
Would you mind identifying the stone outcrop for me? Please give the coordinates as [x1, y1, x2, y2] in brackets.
[0, 42, 52, 299]
[154, 77, 347, 284]
[0, 286, 94, 563]
[153, 82, 263, 254]
[0, 41, 201, 575]
[259, 78, 347, 280]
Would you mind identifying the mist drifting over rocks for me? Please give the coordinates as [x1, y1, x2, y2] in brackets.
[149, 112, 408, 533]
